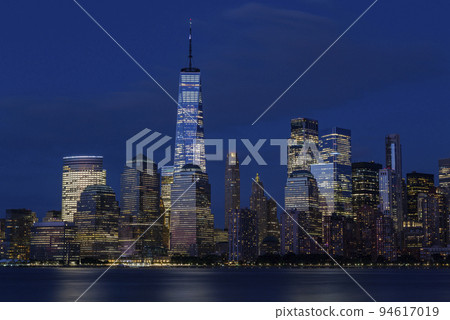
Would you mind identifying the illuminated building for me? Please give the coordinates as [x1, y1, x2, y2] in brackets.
[379, 168, 401, 231]
[406, 172, 435, 223]
[30, 222, 79, 264]
[374, 214, 397, 262]
[224, 152, 240, 230]
[316, 127, 352, 217]
[284, 170, 321, 244]
[75, 185, 119, 261]
[214, 228, 228, 256]
[322, 213, 345, 256]
[352, 162, 382, 213]
[61, 156, 106, 222]
[43, 210, 62, 222]
[438, 158, 450, 210]
[0, 218, 5, 258]
[173, 21, 205, 173]
[170, 164, 214, 257]
[287, 117, 319, 175]
[250, 173, 267, 247]
[119, 157, 164, 261]
[228, 208, 258, 263]
[418, 193, 440, 247]
[160, 166, 174, 249]
[385, 134, 404, 230]
[354, 205, 377, 257]
[5, 209, 38, 260]
[261, 198, 280, 255]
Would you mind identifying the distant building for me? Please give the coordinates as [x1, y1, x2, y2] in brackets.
[352, 162, 382, 213]
[406, 172, 435, 223]
[61, 156, 106, 222]
[0, 218, 5, 258]
[5, 209, 38, 260]
[43, 210, 62, 222]
[281, 209, 319, 255]
[75, 185, 119, 261]
[385, 134, 404, 232]
[266, 198, 280, 241]
[284, 170, 321, 243]
[418, 193, 440, 247]
[119, 157, 164, 261]
[228, 208, 258, 263]
[250, 174, 267, 248]
[319, 127, 352, 217]
[224, 152, 240, 230]
[214, 228, 228, 256]
[374, 214, 397, 262]
[288, 118, 320, 175]
[170, 164, 214, 257]
[379, 168, 402, 231]
[160, 166, 174, 249]
[322, 213, 345, 256]
[30, 222, 79, 264]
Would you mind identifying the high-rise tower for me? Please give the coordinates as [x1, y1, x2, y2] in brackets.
[174, 20, 205, 173]
[61, 156, 106, 222]
[287, 118, 319, 175]
[224, 152, 240, 230]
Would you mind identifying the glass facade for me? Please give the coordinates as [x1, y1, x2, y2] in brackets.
[406, 172, 435, 223]
[169, 164, 214, 257]
[61, 156, 106, 222]
[287, 118, 320, 175]
[352, 162, 382, 213]
[30, 222, 79, 263]
[224, 152, 240, 230]
[379, 168, 401, 231]
[119, 157, 164, 261]
[173, 70, 205, 173]
[5, 209, 38, 260]
[75, 185, 119, 261]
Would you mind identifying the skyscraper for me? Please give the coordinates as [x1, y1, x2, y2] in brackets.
[173, 21, 205, 174]
[418, 193, 440, 247]
[161, 165, 174, 249]
[170, 164, 214, 257]
[75, 185, 119, 261]
[228, 208, 258, 263]
[438, 158, 450, 209]
[406, 172, 435, 223]
[119, 157, 164, 260]
[352, 162, 382, 213]
[385, 134, 404, 230]
[250, 173, 267, 247]
[224, 152, 240, 230]
[379, 168, 401, 231]
[284, 170, 321, 251]
[287, 118, 319, 175]
[61, 156, 106, 222]
[316, 127, 353, 217]
[5, 209, 38, 260]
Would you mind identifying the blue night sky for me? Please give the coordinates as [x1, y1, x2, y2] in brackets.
[0, 0, 449, 227]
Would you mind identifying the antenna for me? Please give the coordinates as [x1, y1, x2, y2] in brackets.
[189, 18, 193, 69]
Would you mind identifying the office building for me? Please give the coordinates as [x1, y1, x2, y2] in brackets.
[224, 152, 240, 230]
[170, 164, 214, 257]
[352, 162, 382, 213]
[75, 185, 119, 261]
[379, 168, 401, 231]
[61, 156, 106, 222]
[119, 156, 164, 260]
[30, 222, 79, 263]
[288, 118, 319, 175]
[406, 172, 435, 223]
[228, 208, 258, 263]
[5, 209, 38, 260]
[173, 21, 206, 173]
[160, 165, 174, 249]
[250, 173, 268, 246]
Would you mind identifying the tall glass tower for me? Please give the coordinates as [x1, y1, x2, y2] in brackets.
[174, 21, 205, 173]
[224, 152, 240, 230]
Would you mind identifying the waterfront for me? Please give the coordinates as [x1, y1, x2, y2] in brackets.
[0, 267, 448, 302]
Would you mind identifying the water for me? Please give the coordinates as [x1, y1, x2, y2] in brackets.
[0, 267, 448, 302]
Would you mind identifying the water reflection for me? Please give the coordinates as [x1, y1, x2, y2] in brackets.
[0, 267, 448, 302]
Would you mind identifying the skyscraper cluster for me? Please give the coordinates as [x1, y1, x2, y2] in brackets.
[1, 26, 449, 266]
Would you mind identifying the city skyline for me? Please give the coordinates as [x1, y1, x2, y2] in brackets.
[1, 0, 450, 231]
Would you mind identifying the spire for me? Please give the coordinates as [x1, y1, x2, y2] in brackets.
[188, 18, 193, 69]
[255, 173, 260, 183]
